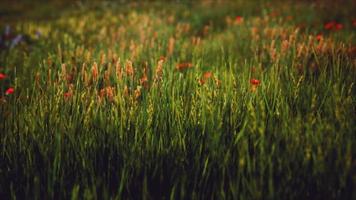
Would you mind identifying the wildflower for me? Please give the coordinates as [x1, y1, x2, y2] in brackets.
[335, 23, 343, 30]
[125, 60, 134, 77]
[199, 71, 217, 86]
[92, 62, 99, 81]
[0, 73, 6, 80]
[139, 71, 148, 88]
[105, 86, 114, 101]
[203, 71, 212, 79]
[316, 34, 323, 41]
[99, 86, 115, 102]
[235, 16, 244, 25]
[250, 78, 260, 86]
[10, 34, 22, 48]
[176, 62, 193, 71]
[281, 40, 289, 54]
[35, 30, 42, 39]
[250, 79, 260, 93]
[199, 71, 213, 85]
[99, 88, 106, 98]
[64, 91, 72, 99]
[324, 21, 335, 30]
[5, 87, 14, 95]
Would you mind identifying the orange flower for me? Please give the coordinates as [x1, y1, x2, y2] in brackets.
[199, 71, 213, 85]
[199, 71, 220, 86]
[203, 71, 213, 79]
[176, 62, 193, 71]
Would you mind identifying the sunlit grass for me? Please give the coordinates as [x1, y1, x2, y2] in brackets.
[0, 1, 355, 199]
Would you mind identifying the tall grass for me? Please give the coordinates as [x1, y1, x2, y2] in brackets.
[0, 1, 355, 199]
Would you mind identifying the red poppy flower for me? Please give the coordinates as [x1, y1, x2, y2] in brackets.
[335, 23, 343, 30]
[316, 34, 323, 41]
[203, 71, 213, 79]
[324, 21, 335, 30]
[5, 87, 14, 95]
[235, 16, 244, 24]
[250, 78, 260, 86]
[64, 92, 72, 98]
[0, 73, 6, 80]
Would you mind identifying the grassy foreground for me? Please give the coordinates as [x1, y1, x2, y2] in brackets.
[0, 1, 355, 199]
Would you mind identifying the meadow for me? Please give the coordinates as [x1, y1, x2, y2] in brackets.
[0, 0, 355, 199]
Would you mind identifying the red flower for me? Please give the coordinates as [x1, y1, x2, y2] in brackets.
[203, 71, 213, 79]
[0, 73, 6, 80]
[5, 87, 14, 95]
[235, 16, 244, 24]
[316, 34, 323, 41]
[250, 78, 260, 86]
[353, 19, 356, 27]
[64, 92, 72, 98]
[324, 21, 335, 30]
[335, 23, 343, 30]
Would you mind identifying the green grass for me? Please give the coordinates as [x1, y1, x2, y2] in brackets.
[0, 1, 355, 199]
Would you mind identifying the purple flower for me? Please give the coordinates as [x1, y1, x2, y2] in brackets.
[35, 30, 42, 39]
[10, 34, 23, 48]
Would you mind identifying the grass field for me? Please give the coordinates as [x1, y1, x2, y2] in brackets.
[0, 0, 355, 199]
